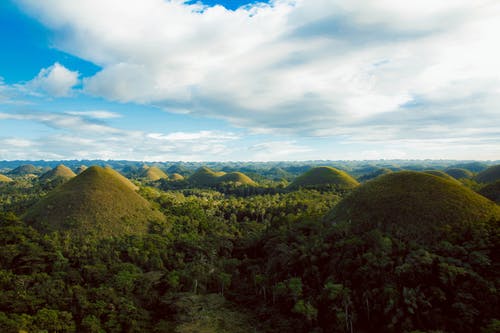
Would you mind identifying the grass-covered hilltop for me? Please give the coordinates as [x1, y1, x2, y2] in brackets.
[475, 164, 500, 183]
[288, 166, 359, 190]
[24, 166, 166, 238]
[0, 159, 499, 333]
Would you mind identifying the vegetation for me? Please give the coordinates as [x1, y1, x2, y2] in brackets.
[357, 167, 392, 182]
[423, 170, 462, 184]
[24, 166, 166, 238]
[478, 180, 500, 204]
[140, 166, 169, 181]
[39, 164, 76, 183]
[475, 164, 500, 184]
[288, 166, 359, 190]
[0, 174, 13, 183]
[445, 167, 474, 180]
[188, 167, 256, 187]
[0, 162, 499, 332]
[8, 164, 39, 176]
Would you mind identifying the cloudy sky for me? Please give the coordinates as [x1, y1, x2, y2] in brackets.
[0, 0, 499, 161]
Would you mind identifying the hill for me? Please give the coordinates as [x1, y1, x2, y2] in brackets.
[170, 173, 185, 181]
[140, 166, 168, 181]
[75, 165, 88, 174]
[475, 164, 500, 183]
[39, 164, 76, 183]
[327, 171, 500, 244]
[288, 166, 359, 190]
[445, 168, 474, 180]
[450, 161, 488, 173]
[8, 164, 39, 176]
[187, 167, 255, 187]
[423, 170, 462, 184]
[0, 174, 13, 182]
[219, 172, 256, 186]
[478, 181, 500, 204]
[24, 166, 165, 238]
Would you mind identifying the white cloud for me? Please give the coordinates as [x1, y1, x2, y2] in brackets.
[24, 62, 79, 97]
[12, 0, 500, 158]
[65, 110, 121, 119]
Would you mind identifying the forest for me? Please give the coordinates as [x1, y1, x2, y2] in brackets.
[0, 160, 499, 333]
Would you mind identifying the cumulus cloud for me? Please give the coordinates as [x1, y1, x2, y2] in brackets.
[0, 110, 241, 161]
[24, 62, 79, 97]
[12, 0, 500, 157]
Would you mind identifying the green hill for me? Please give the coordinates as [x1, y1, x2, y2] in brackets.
[445, 168, 474, 180]
[24, 166, 165, 238]
[8, 164, 39, 176]
[39, 164, 76, 183]
[475, 164, 500, 184]
[140, 166, 168, 181]
[170, 173, 185, 181]
[327, 171, 500, 244]
[288, 166, 359, 190]
[0, 174, 13, 182]
[188, 167, 222, 186]
[478, 181, 500, 204]
[219, 172, 256, 186]
[423, 170, 462, 184]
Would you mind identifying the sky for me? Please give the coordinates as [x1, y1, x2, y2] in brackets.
[0, 0, 499, 161]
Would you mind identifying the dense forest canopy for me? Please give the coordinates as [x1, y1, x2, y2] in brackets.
[0, 160, 499, 332]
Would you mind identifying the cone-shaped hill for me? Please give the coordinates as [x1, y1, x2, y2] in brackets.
[24, 166, 165, 238]
[219, 172, 256, 186]
[478, 181, 500, 204]
[140, 166, 168, 181]
[75, 165, 88, 174]
[327, 171, 500, 244]
[40, 164, 76, 183]
[475, 165, 500, 184]
[0, 174, 13, 182]
[188, 167, 255, 187]
[358, 168, 392, 182]
[423, 170, 462, 184]
[288, 166, 359, 190]
[445, 168, 474, 180]
[8, 164, 39, 176]
[170, 173, 185, 181]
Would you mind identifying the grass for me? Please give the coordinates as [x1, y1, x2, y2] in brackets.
[328, 171, 500, 244]
[478, 181, 500, 204]
[445, 168, 474, 180]
[170, 173, 185, 181]
[24, 166, 166, 238]
[39, 164, 76, 182]
[8, 164, 39, 175]
[0, 174, 13, 182]
[188, 167, 255, 186]
[140, 166, 169, 181]
[475, 165, 500, 184]
[288, 166, 359, 190]
[423, 170, 462, 184]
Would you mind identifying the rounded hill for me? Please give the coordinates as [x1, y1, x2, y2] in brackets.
[219, 172, 256, 186]
[327, 171, 500, 244]
[24, 166, 165, 238]
[188, 167, 221, 186]
[8, 164, 39, 176]
[170, 173, 185, 181]
[0, 174, 13, 182]
[75, 165, 88, 174]
[475, 165, 500, 184]
[140, 166, 168, 181]
[423, 170, 462, 184]
[288, 166, 359, 190]
[445, 168, 474, 180]
[358, 168, 392, 182]
[478, 181, 500, 204]
[40, 164, 76, 182]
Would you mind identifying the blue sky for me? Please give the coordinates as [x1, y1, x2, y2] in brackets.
[0, 0, 499, 161]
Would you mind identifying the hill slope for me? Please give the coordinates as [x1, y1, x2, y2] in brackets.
[8, 164, 39, 176]
[423, 170, 462, 184]
[478, 181, 500, 204]
[24, 166, 165, 237]
[475, 164, 500, 183]
[39, 164, 76, 182]
[288, 166, 359, 190]
[188, 167, 255, 187]
[327, 171, 499, 244]
[445, 167, 474, 180]
[140, 166, 168, 181]
[0, 174, 13, 182]
[219, 172, 256, 186]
